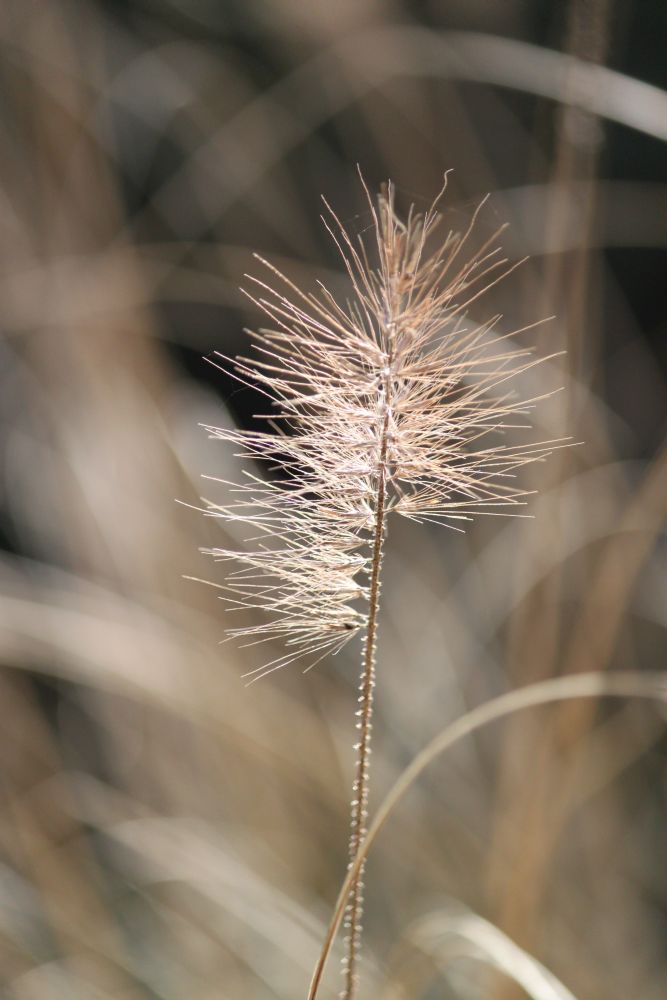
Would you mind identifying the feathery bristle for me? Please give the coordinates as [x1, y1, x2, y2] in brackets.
[200, 176, 563, 681]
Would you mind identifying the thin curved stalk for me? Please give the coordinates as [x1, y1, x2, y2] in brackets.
[308, 670, 667, 999]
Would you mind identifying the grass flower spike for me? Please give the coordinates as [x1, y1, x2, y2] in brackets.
[200, 174, 564, 998]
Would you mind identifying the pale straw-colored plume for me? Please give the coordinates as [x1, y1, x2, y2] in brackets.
[196, 174, 565, 998]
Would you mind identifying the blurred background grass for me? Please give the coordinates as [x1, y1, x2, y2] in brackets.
[0, 1, 665, 998]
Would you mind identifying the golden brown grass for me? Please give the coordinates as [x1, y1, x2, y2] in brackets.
[0, 3, 665, 1000]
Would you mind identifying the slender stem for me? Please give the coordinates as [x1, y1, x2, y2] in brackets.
[341, 409, 389, 999]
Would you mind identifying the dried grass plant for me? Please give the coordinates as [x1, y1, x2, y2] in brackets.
[196, 175, 569, 998]
[2, 4, 667, 1000]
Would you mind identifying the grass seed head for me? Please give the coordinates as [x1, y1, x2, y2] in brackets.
[201, 175, 563, 681]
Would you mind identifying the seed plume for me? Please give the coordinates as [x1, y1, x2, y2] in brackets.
[199, 176, 561, 683]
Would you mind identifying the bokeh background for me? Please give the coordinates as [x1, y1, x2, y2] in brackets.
[0, 2, 665, 998]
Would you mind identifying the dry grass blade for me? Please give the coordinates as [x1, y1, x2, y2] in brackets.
[307, 671, 667, 999]
[406, 905, 578, 1000]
